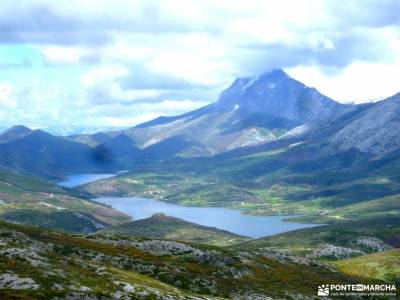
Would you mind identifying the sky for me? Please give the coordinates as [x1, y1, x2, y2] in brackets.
[0, 0, 399, 134]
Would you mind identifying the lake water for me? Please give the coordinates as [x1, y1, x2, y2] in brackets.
[59, 173, 318, 238]
[58, 173, 116, 188]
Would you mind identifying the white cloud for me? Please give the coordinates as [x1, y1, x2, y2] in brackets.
[0, 0, 399, 132]
[137, 99, 209, 113]
[0, 83, 15, 107]
[40, 46, 85, 64]
[81, 65, 165, 104]
[287, 59, 400, 102]
[81, 65, 128, 88]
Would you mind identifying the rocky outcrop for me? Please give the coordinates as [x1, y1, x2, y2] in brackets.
[356, 237, 392, 252]
[0, 273, 39, 290]
[329, 92, 400, 155]
[308, 243, 365, 259]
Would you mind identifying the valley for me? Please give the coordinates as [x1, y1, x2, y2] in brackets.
[2, 1, 400, 298]
[61, 173, 318, 238]
[0, 69, 399, 299]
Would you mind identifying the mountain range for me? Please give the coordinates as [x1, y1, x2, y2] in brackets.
[0, 125, 120, 179]
[70, 68, 400, 163]
[2, 68, 399, 180]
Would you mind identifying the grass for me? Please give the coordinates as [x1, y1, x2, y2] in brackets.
[335, 249, 400, 282]
[0, 170, 131, 233]
[0, 220, 361, 299]
[231, 216, 400, 258]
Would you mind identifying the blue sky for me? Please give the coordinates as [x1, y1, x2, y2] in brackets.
[0, 0, 399, 134]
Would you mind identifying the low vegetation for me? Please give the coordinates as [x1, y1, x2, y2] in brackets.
[231, 217, 400, 260]
[82, 147, 400, 222]
[100, 213, 250, 246]
[0, 171, 130, 233]
[0, 220, 361, 299]
[335, 249, 400, 283]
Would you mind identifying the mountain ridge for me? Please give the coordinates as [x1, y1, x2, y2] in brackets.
[0, 126, 121, 179]
[72, 69, 354, 162]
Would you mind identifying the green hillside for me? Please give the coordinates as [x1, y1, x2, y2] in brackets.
[0, 220, 359, 299]
[336, 249, 400, 282]
[0, 170, 130, 232]
[100, 213, 250, 246]
[82, 141, 400, 220]
[231, 217, 400, 259]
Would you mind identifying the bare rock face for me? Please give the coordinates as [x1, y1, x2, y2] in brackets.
[130, 240, 206, 257]
[356, 237, 392, 252]
[308, 244, 365, 259]
[227, 128, 276, 150]
[216, 69, 342, 123]
[329, 93, 400, 155]
[0, 273, 40, 290]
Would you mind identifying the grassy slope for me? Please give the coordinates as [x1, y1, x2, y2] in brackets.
[287, 194, 400, 224]
[100, 213, 250, 246]
[0, 220, 360, 299]
[335, 249, 400, 282]
[230, 217, 400, 258]
[0, 170, 130, 232]
[229, 216, 400, 286]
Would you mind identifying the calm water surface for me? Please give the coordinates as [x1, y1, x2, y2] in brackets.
[58, 173, 116, 187]
[60, 173, 318, 238]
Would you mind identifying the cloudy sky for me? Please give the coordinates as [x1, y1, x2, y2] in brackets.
[0, 0, 399, 134]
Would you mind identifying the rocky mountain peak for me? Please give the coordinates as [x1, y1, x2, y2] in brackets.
[218, 69, 289, 104]
[215, 69, 343, 124]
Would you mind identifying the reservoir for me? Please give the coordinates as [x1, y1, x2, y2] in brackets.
[60, 173, 318, 238]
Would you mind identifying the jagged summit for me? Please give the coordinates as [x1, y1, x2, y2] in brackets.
[226, 69, 288, 91]
[233, 68, 289, 88]
[215, 68, 343, 124]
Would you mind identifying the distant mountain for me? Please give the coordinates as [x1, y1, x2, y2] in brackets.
[70, 132, 113, 147]
[41, 125, 127, 136]
[215, 69, 343, 123]
[7, 69, 400, 177]
[0, 125, 32, 143]
[100, 213, 250, 246]
[74, 69, 349, 163]
[120, 69, 347, 155]
[0, 127, 120, 179]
